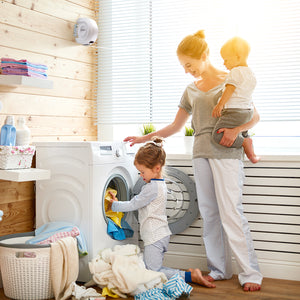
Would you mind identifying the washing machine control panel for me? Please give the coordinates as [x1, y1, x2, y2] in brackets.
[99, 144, 125, 158]
[99, 145, 113, 155]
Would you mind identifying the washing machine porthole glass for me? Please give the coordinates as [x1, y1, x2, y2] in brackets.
[102, 174, 130, 223]
[133, 166, 199, 235]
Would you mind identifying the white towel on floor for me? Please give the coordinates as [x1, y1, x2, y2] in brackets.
[89, 244, 167, 297]
[50, 236, 79, 300]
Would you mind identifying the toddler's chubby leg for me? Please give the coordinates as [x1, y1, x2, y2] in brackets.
[242, 137, 260, 163]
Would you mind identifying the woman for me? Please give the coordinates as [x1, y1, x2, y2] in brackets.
[124, 30, 262, 292]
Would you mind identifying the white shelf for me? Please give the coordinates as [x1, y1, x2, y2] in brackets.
[0, 75, 53, 89]
[0, 168, 51, 182]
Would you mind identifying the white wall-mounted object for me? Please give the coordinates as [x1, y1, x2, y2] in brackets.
[0, 75, 53, 89]
[74, 18, 98, 46]
[0, 168, 51, 182]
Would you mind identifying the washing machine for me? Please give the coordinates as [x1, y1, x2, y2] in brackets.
[35, 141, 140, 282]
[35, 141, 199, 283]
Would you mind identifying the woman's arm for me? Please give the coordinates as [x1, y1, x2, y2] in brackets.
[124, 107, 190, 146]
[218, 106, 260, 147]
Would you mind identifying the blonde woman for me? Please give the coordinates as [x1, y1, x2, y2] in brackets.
[124, 30, 263, 292]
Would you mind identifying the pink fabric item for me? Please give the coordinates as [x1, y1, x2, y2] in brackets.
[37, 227, 80, 245]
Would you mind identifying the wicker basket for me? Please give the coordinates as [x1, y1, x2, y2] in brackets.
[0, 146, 35, 169]
[0, 232, 54, 300]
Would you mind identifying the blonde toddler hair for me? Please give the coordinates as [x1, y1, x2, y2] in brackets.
[220, 36, 251, 61]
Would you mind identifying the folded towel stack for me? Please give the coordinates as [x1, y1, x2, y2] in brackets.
[1, 57, 48, 79]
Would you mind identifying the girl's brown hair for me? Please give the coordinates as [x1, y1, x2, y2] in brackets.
[177, 29, 209, 59]
[134, 136, 166, 169]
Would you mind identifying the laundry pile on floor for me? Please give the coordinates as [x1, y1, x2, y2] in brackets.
[0, 57, 48, 78]
[105, 187, 134, 240]
[87, 244, 193, 299]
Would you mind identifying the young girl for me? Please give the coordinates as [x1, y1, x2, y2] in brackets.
[108, 136, 215, 288]
[212, 36, 260, 163]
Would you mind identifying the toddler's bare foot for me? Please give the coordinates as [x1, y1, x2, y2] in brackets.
[242, 137, 260, 164]
[243, 282, 261, 292]
[188, 268, 216, 288]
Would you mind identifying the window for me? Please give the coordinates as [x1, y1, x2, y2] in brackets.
[96, 0, 300, 153]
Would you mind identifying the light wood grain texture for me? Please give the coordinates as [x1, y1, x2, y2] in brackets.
[0, 275, 299, 300]
[0, 0, 97, 238]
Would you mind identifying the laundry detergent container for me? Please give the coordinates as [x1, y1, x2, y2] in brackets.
[0, 232, 54, 300]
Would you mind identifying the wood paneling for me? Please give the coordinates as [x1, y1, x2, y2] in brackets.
[0, 0, 97, 236]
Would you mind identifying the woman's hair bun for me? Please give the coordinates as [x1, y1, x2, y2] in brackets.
[194, 30, 205, 39]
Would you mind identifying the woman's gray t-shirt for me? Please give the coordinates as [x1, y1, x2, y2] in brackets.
[179, 82, 243, 160]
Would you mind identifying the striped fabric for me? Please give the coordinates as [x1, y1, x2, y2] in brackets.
[135, 274, 192, 300]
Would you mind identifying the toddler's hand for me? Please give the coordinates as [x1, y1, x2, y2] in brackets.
[212, 104, 223, 118]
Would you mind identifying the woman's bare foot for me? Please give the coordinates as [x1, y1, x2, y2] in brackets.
[243, 282, 261, 292]
[242, 137, 260, 163]
[188, 268, 216, 288]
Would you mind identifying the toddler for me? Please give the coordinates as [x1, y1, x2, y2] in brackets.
[212, 36, 260, 163]
[108, 137, 215, 287]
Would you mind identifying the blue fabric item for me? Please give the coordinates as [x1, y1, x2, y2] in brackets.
[26, 221, 88, 256]
[107, 218, 134, 240]
[185, 271, 192, 283]
[107, 219, 126, 240]
[134, 274, 193, 300]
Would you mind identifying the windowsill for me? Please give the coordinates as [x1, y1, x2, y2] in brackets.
[165, 136, 300, 162]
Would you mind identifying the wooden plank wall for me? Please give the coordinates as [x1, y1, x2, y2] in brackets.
[0, 0, 97, 236]
[165, 158, 300, 281]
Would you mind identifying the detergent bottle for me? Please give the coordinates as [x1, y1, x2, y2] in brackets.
[16, 117, 31, 146]
[0, 115, 16, 146]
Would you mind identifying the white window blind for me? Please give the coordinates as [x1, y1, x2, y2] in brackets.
[96, 0, 300, 140]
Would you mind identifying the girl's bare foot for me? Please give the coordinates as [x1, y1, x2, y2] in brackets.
[243, 282, 261, 292]
[188, 268, 216, 288]
[203, 275, 215, 282]
[242, 137, 260, 163]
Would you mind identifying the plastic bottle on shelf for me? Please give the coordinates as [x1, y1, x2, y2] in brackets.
[16, 117, 31, 146]
[0, 115, 16, 146]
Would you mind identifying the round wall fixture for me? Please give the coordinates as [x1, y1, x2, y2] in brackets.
[74, 18, 98, 46]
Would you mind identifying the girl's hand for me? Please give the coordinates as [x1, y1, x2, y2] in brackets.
[218, 127, 239, 147]
[212, 104, 223, 118]
[109, 191, 118, 202]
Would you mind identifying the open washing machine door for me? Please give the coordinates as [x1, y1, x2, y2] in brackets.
[133, 166, 198, 235]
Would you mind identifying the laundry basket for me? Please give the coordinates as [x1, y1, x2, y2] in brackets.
[0, 231, 54, 300]
[0, 146, 35, 169]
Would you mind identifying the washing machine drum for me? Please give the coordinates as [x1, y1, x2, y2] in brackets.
[133, 166, 198, 235]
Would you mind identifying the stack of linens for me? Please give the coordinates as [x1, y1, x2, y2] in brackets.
[0, 57, 48, 79]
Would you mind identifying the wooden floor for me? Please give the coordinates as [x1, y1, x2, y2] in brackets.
[0, 275, 299, 299]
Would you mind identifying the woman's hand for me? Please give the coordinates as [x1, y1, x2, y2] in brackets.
[218, 127, 240, 147]
[123, 135, 146, 147]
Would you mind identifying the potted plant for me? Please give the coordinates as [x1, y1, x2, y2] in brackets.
[184, 126, 194, 136]
[140, 123, 156, 136]
[184, 126, 194, 154]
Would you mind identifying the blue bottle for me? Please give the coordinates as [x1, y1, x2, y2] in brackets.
[0, 116, 16, 146]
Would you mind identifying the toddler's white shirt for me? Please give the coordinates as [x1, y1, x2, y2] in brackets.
[224, 66, 256, 109]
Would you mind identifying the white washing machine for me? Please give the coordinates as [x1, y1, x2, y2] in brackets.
[35, 141, 140, 282]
